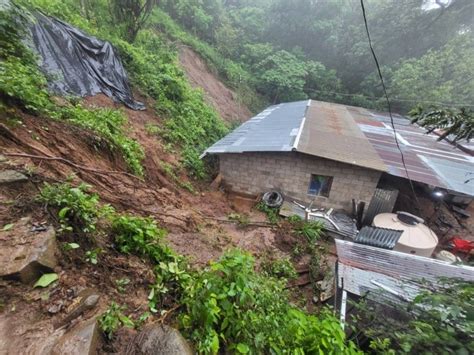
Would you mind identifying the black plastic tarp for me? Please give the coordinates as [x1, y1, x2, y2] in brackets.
[30, 12, 145, 110]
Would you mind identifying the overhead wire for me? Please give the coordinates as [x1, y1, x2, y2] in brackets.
[359, 0, 421, 210]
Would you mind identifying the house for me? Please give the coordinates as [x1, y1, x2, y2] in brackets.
[202, 100, 474, 211]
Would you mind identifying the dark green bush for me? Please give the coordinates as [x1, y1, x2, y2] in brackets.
[181, 249, 361, 354]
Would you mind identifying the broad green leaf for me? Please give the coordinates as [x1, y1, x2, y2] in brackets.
[236, 343, 250, 353]
[58, 207, 70, 219]
[2, 223, 14, 231]
[64, 242, 80, 250]
[34, 273, 58, 288]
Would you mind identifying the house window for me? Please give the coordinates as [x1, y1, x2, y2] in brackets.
[308, 174, 333, 197]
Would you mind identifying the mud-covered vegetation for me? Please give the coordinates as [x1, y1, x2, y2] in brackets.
[2, 0, 228, 178]
[2, 1, 472, 354]
[37, 181, 360, 353]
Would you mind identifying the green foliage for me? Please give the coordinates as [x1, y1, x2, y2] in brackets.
[1, 2, 145, 175]
[115, 278, 130, 293]
[63, 242, 80, 251]
[99, 302, 135, 340]
[144, 122, 160, 135]
[227, 212, 250, 228]
[108, 0, 155, 42]
[255, 50, 307, 103]
[0, 2, 53, 113]
[110, 214, 191, 311]
[151, 9, 265, 113]
[0, 57, 53, 113]
[159, 0, 472, 111]
[181, 249, 360, 354]
[37, 182, 113, 233]
[410, 105, 473, 142]
[111, 27, 229, 178]
[161, 162, 195, 193]
[261, 256, 297, 280]
[356, 279, 474, 354]
[2, 223, 14, 231]
[54, 105, 145, 175]
[85, 248, 101, 265]
[111, 215, 168, 261]
[287, 215, 324, 244]
[255, 201, 279, 224]
[33, 273, 59, 288]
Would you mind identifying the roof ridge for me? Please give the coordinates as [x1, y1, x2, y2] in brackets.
[292, 99, 311, 150]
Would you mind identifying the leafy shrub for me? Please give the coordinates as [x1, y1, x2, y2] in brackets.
[261, 256, 297, 280]
[0, 58, 53, 113]
[54, 105, 145, 176]
[110, 214, 191, 311]
[37, 182, 113, 233]
[181, 249, 360, 354]
[161, 162, 195, 193]
[288, 215, 324, 243]
[111, 215, 169, 261]
[85, 248, 101, 264]
[109, 28, 229, 179]
[1, 3, 145, 176]
[99, 302, 135, 340]
[0, 2, 53, 113]
[255, 201, 279, 224]
[358, 279, 474, 354]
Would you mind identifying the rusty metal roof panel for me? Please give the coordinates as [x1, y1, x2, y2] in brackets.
[353, 107, 474, 196]
[203, 100, 308, 155]
[295, 101, 387, 172]
[203, 99, 474, 196]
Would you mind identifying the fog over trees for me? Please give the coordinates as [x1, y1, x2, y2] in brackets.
[158, 0, 473, 113]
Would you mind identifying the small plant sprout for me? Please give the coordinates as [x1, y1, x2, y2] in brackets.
[99, 302, 135, 340]
[85, 248, 102, 265]
[115, 278, 131, 293]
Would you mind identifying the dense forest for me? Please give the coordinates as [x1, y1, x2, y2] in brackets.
[156, 0, 473, 113]
[1, 0, 473, 354]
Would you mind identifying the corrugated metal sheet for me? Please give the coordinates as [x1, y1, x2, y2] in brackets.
[336, 239, 474, 302]
[354, 226, 402, 249]
[352, 107, 474, 196]
[296, 101, 387, 171]
[203, 100, 474, 196]
[363, 188, 399, 225]
[202, 100, 308, 155]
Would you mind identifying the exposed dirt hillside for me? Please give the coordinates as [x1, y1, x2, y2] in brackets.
[0, 94, 287, 353]
[179, 46, 252, 123]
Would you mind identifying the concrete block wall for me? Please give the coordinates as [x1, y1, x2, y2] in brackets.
[219, 152, 381, 211]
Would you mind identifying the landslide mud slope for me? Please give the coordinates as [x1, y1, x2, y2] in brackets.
[179, 46, 252, 124]
[0, 94, 282, 353]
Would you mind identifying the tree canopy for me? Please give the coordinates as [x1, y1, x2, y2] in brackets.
[156, 0, 473, 112]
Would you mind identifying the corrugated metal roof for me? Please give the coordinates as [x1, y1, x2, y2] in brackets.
[354, 226, 403, 249]
[296, 101, 387, 171]
[351, 106, 474, 196]
[203, 100, 474, 196]
[202, 100, 308, 155]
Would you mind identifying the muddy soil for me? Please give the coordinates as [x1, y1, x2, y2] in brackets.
[179, 46, 252, 124]
[0, 94, 300, 353]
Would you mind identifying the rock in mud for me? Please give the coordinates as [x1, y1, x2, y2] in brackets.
[0, 170, 28, 184]
[126, 324, 193, 355]
[51, 318, 100, 355]
[55, 289, 100, 329]
[0, 217, 57, 283]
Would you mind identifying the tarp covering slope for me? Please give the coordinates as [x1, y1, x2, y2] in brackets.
[30, 12, 144, 110]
